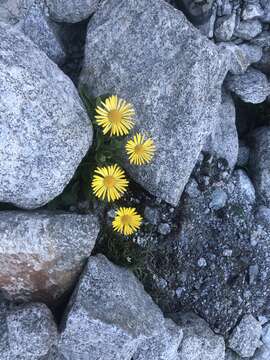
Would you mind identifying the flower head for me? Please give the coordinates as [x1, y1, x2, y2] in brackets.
[95, 95, 135, 136]
[112, 207, 142, 236]
[125, 133, 156, 165]
[91, 164, 128, 202]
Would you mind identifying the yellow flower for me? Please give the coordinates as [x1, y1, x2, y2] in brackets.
[125, 133, 156, 165]
[95, 95, 135, 136]
[112, 207, 143, 236]
[91, 164, 128, 202]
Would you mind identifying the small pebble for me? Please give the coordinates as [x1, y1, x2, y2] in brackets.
[158, 223, 171, 235]
[198, 258, 207, 268]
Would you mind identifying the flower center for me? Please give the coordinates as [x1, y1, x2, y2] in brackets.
[103, 175, 116, 188]
[134, 144, 144, 155]
[121, 215, 132, 225]
[108, 110, 122, 124]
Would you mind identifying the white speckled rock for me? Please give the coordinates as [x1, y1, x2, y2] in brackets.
[225, 68, 270, 104]
[0, 211, 99, 304]
[228, 315, 262, 358]
[0, 1, 66, 64]
[203, 91, 238, 169]
[46, 0, 100, 23]
[80, 0, 227, 205]
[0, 24, 92, 208]
[0, 303, 57, 359]
[249, 127, 270, 206]
[171, 312, 225, 360]
[58, 255, 183, 360]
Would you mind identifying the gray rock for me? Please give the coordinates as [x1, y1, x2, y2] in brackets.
[184, 178, 201, 198]
[20, 1, 66, 65]
[251, 31, 270, 48]
[255, 206, 270, 225]
[79, 0, 227, 206]
[209, 188, 228, 210]
[0, 0, 35, 24]
[249, 127, 270, 206]
[0, 211, 99, 304]
[237, 141, 250, 167]
[235, 169, 256, 204]
[1, 303, 57, 359]
[46, 0, 100, 23]
[6, 303, 58, 358]
[171, 312, 225, 360]
[252, 345, 270, 360]
[234, 20, 262, 40]
[144, 206, 160, 225]
[133, 319, 183, 360]
[203, 91, 238, 168]
[214, 13, 236, 41]
[59, 254, 183, 360]
[225, 349, 241, 359]
[128, 161, 270, 335]
[242, 3, 264, 20]
[0, 1, 66, 65]
[225, 67, 270, 104]
[228, 314, 262, 358]
[261, 322, 270, 347]
[254, 49, 270, 75]
[0, 24, 92, 208]
[158, 223, 171, 235]
[220, 43, 262, 75]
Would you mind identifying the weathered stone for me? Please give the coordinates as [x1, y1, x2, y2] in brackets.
[209, 188, 228, 210]
[225, 349, 241, 359]
[133, 319, 183, 360]
[203, 91, 238, 168]
[59, 255, 183, 360]
[251, 31, 270, 48]
[20, 1, 66, 64]
[254, 49, 270, 75]
[0, 303, 57, 359]
[0, 211, 99, 304]
[234, 20, 262, 40]
[214, 13, 236, 41]
[0, 0, 35, 24]
[228, 315, 262, 357]
[80, 0, 227, 205]
[0, 24, 92, 208]
[0, 1, 66, 65]
[249, 127, 270, 206]
[46, 0, 100, 23]
[123, 161, 270, 335]
[220, 43, 262, 75]
[225, 68, 270, 104]
[237, 141, 250, 167]
[242, 3, 264, 20]
[252, 345, 270, 360]
[171, 312, 225, 360]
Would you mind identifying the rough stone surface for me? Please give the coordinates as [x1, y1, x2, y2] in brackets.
[80, 0, 227, 205]
[0, 1, 66, 64]
[225, 349, 241, 359]
[214, 13, 236, 41]
[132, 319, 183, 360]
[237, 141, 250, 167]
[234, 20, 262, 40]
[225, 68, 270, 104]
[59, 254, 183, 360]
[171, 312, 225, 360]
[249, 127, 270, 206]
[228, 315, 262, 357]
[20, 1, 66, 64]
[0, 303, 57, 359]
[46, 0, 100, 23]
[0, 211, 99, 304]
[115, 154, 270, 336]
[220, 43, 262, 75]
[203, 91, 238, 169]
[252, 345, 270, 360]
[0, 24, 92, 208]
[254, 49, 270, 75]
